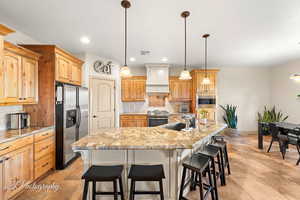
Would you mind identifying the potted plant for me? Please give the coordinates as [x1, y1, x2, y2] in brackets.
[198, 109, 209, 125]
[257, 106, 288, 135]
[220, 104, 238, 134]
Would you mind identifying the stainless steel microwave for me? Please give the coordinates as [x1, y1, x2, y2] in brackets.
[197, 97, 216, 105]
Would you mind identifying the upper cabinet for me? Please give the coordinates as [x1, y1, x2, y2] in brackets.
[169, 76, 192, 102]
[121, 76, 146, 102]
[21, 45, 84, 86]
[0, 41, 39, 106]
[20, 45, 84, 127]
[55, 49, 83, 86]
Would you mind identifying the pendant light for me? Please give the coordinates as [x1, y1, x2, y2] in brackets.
[202, 34, 210, 85]
[179, 11, 192, 80]
[120, 0, 132, 77]
[290, 74, 300, 81]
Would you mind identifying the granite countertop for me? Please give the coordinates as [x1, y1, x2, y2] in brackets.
[0, 126, 55, 144]
[72, 123, 227, 150]
[120, 113, 147, 115]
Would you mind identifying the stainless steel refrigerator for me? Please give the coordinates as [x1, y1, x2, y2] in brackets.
[55, 83, 89, 169]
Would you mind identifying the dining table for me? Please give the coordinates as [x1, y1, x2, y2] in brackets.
[258, 122, 300, 149]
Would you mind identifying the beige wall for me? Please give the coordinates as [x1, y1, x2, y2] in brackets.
[128, 66, 272, 131]
[217, 67, 271, 131]
[271, 60, 300, 124]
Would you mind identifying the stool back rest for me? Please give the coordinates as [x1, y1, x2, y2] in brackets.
[269, 123, 280, 139]
[211, 136, 225, 143]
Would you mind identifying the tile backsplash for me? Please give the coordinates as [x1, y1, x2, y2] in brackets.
[122, 96, 189, 113]
[0, 105, 23, 130]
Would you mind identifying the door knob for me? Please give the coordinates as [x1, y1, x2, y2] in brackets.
[93, 115, 97, 118]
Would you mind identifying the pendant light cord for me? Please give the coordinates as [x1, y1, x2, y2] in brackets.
[184, 17, 187, 70]
[124, 7, 128, 66]
[205, 36, 208, 77]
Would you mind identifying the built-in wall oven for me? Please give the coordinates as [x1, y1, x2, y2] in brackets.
[148, 116, 169, 127]
[147, 110, 169, 127]
[197, 96, 216, 106]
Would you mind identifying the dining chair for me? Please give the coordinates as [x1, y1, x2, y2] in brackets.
[267, 123, 282, 152]
[281, 128, 300, 165]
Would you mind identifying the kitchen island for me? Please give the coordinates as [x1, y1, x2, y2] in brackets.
[72, 123, 227, 200]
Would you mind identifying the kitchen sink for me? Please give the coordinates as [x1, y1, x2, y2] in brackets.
[161, 122, 186, 131]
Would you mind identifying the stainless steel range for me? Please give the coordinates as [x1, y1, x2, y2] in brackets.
[147, 110, 170, 127]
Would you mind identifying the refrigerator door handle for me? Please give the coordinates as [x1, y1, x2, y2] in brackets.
[77, 106, 82, 127]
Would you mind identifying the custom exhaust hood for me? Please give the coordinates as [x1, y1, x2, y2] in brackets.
[146, 64, 170, 94]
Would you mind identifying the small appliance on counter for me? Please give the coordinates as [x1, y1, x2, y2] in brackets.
[7, 112, 30, 130]
[181, 114, 196, 131]
[179, 103, 190, 113]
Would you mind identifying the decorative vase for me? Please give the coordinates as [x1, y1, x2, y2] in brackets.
[225, 128, 239, 135]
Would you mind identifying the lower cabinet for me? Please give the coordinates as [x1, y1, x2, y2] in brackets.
[120, 115, 148, 127]
[3, 145, 33, 200]
[0, 129, 55, 200]
[34, 136, 55, 179]
[0, 160, 4, 200]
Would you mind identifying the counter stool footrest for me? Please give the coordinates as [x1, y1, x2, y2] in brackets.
[133, 191, 162, 195]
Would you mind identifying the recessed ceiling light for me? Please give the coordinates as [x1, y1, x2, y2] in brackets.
[80, 36, 90, 44]
[161, 57, 168, 62]
[129, 57, 136, 62]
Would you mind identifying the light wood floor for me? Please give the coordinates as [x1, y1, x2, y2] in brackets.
[15, 133, 300, 200]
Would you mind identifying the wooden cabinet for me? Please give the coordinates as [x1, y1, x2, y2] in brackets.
[3, 145, 33, 200]
[169, 76, 192, 102]
[0, 159, 3, 200]
[70, 62, 82, 85]
[121, 76, 146, 102]
[120, 114, 148, 127]
[34, 130, 55, 179]
[0, 129, 55, 200]
[1, 51, 21, 104]
[20, 57, 38, 103]
[191, 69, 219, 113]
[20, 45, 84, 127]
[0, 41, 39, 105]
[55, 50, 83, 86]
[56, 54, 70, 83]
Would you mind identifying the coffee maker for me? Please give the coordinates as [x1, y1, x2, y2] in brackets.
[7, 112, 30, 130]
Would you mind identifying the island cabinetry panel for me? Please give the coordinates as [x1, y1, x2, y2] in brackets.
[121, 76, 146, 102]
[0, 42, 39, 106]
[169, 76, 192, 102]
[120, 114, 148, 127]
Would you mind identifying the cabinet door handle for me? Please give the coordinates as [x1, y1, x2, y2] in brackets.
[39, 145, 49, 152]
[0, 146, 10, 151]
[42, 162, 49, 168]
[4, 157, 10, 161]
[93, 115, 97, 118]
[42, 133, 49, 137]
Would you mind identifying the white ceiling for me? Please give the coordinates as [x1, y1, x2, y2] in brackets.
[1, 0, 300, 68]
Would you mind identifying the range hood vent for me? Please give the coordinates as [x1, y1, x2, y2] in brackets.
[146, 64, 170, 94]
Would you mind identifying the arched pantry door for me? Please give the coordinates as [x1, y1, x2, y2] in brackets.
[89, 78, 115, 133]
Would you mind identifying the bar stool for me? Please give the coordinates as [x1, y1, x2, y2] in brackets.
[82, 165, 124, 200]
[128, 164, 165, 200]
[179, 154, 216, 200]
[209, 136, 231, 185]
